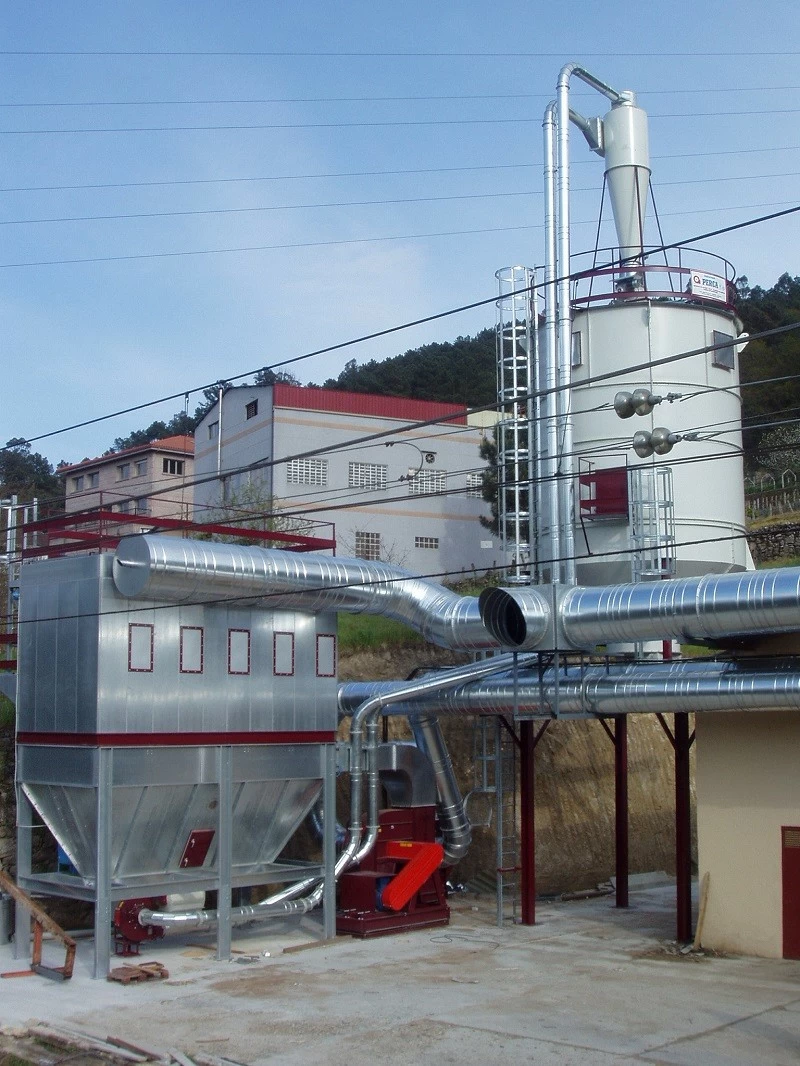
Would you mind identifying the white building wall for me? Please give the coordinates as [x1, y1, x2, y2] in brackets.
[696, 711, 800, 958]
[194, 385, 502, 576]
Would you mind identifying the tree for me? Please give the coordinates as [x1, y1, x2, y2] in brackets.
[199, 480, 313, 546]
[0, 439, 62, 503]
[254, 367, 301, 387]
[736, 273, 800, 469]
[321, 330, 497, 407]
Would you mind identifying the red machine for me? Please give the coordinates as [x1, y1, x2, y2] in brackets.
[337, 806, 450, 937]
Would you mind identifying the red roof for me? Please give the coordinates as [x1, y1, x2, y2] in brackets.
[60, 434, 195, 473]
[272, 384, 467, 425]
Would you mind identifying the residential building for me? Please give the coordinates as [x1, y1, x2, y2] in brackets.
[61, 435, 195, 523]
[193, 384, 501, 575]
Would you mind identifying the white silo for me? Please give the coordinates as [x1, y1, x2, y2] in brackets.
[536, 68, 751, 587]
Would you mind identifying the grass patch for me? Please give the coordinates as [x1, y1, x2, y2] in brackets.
[759, 555, 800, 569]
[338, 613, 422, 653]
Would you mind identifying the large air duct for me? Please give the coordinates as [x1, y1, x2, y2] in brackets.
[339, 658, 800, 718]
[480, 567, 800, 651]
[114, 534, 550, 651]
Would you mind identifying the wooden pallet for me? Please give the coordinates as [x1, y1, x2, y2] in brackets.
[107, 961, 169, 984]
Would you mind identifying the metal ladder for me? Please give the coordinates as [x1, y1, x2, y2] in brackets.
[628, 466, 676, 582]
[470, 716, 520, 925]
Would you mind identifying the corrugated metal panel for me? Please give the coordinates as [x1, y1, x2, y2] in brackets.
[273, 383, 468, 425]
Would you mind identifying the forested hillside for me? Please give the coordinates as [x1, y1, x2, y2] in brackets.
[735, 273, 800, 469]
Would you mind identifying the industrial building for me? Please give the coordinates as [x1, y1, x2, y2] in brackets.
[60, 434, 195, 523]
[192, 383, 502, 576]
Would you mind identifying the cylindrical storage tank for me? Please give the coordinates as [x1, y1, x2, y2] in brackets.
[545, 251, 750, 586]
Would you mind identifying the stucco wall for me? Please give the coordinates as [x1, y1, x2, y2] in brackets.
[696, 711, 800, 958]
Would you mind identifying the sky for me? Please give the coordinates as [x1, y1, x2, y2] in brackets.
[2, 1, 800, 468]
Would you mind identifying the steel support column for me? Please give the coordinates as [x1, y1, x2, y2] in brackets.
[614, 716, 629, 909]
[674, 712, 692, 942]
[94, 747, 113, 979]
[519, 720, 536, 925]
[216, 746, 233, 961]
[13, 786, 33, 960]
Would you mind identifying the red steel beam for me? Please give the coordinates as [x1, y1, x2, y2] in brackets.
[519, 719, 536, 925]
[675, 711, 693, 942]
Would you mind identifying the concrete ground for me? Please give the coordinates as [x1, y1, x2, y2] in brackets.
[1, 881, 799, 1065]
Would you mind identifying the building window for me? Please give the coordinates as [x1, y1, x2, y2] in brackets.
[287, 457, 328, 486]
[354, 531, 381, 560]
[466, 472, 483, 498]
[134, 499, 149, 516]
[134, 459, 148, 477]
[228, 629, 251, 675]
[712, 330, 735, 370]
[316, 633, 336, 678]
[180, 626, 204, 674]
[162, 458, 184, 476]
[87, 472, 99, 488]
[415, 536, 439, 549]
[117, 499, 133, 514]
[571, 331, 583, 368]
[71, 475, 84, 492]
[348, 461, 388, 490]
[407, 468, 446, 496]
[128, 623, 154, 672]
[245, 399, 258, 420]
[273, 632, 295, 676]
[208, 421, 219, 440]
[117, 462, 131, 481]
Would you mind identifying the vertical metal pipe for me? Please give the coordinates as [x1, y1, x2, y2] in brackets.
[556, 67, 577, 585]
[94, 747, 113, 979]
[675, 712, 693, 942]
[322, 743, 337, 940]
[216, 384, 224, 479]
[542, 102, 561, 580]
[216, 746, 233, 961]
[519, 720, 536, 925]
[614, 716, 629, 908]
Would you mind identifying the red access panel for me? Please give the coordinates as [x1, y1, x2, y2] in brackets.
[781, 826, 800, 959]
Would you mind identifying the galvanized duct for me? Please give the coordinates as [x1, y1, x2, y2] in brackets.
[408, 713, 472, 863]
[480, 568, 800, 651]
[140, 654, 531, 934]
[339, 659, 800, 718]
[114, 534, 550, 651]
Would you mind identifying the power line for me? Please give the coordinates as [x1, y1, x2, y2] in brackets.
[5, 203, 800, 453]
[4, 172, 799, 229]
[3, 108, 800, 135]
[4, 145, 799, 196]
[113, 321, 800, 509]
[2, 49, 798, 57]
[2, 198, 799, 271]
[3, 85, 800, 108]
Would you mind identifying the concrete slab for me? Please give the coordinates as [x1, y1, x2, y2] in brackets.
[1, 886, 799, 1065]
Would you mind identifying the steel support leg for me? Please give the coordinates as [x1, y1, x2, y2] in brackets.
[615, 716, 629, 909]
[216, 746, 233, 962]
[94, 747, 113, 978]
[13, 786, 33, 960]
[520, 720, 536, 926]
[322, 744, 337, 940]
[675, 712, 692, 942]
